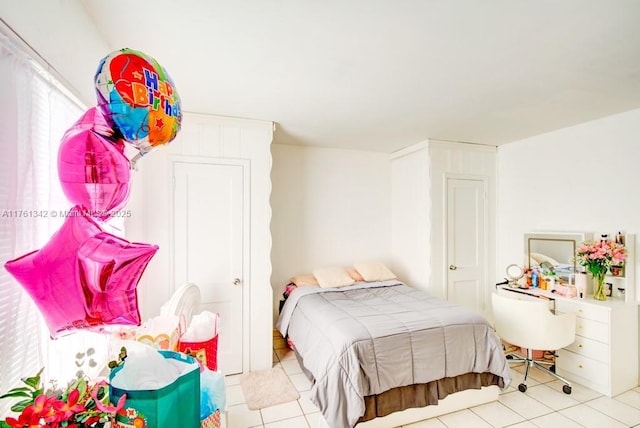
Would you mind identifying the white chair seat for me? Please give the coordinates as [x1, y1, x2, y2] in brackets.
[492, 292, 576, 394]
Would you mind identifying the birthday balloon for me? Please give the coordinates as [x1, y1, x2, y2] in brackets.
[94, 48, 182, 155]
[4, 206, 159, 339]
[58, 122, 131, 221]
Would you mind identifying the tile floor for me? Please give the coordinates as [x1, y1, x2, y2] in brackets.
[221, 331, 640, 427]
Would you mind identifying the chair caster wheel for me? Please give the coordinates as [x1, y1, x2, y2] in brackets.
[550, 364, 555, 373]
[563, 385, 572, 394]
[506, 355, 514, 360]
[518, 383, 527, 393]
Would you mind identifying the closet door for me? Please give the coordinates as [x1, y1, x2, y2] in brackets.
[173, 160, 246, 374]
[446, 176, 487, 314]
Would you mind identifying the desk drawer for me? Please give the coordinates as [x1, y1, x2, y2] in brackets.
[565, 336, 609, 363]
[556, 300, 609, 323]
[575, 317, 609, 343]
[558, 349, 609, 388]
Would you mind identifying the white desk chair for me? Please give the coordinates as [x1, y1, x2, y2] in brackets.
[161, 283, 201, 327]
[491, 292, 576, 394]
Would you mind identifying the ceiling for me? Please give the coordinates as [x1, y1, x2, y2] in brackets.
[79, 0, 640, 152]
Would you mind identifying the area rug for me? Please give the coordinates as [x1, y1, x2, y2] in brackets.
[239, 366, 301, 410]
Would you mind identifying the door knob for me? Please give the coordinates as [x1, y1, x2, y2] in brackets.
[233, 278, 241, 286]
[449, 265, 457, 270]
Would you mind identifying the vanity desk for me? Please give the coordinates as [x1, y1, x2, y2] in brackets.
[498, 284, 638, 397]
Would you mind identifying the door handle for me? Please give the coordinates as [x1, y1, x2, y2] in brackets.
[449, 265, 457, 270]
[233, 278, 241, 286]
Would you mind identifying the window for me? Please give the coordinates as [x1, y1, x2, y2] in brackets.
[0, 31, 89, 415]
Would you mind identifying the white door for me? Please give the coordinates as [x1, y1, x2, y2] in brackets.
[173, 160, 245, 374]
[446, 177, 487, 314]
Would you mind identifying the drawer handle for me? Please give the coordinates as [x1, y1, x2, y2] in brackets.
[579, 309, 583, 313]
[578, 344, 583, 348]
[578, 364, 583, 369]
[577, 325, 583, 329]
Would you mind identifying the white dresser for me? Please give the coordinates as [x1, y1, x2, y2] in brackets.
[498, 286, 638, 397]
[555, 298, 638, 397]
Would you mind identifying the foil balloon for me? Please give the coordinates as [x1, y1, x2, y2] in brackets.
[58, 122, 131, 221]
[63, 106, 118, 140]
[4, 206, 159, 339]
[94, 48, 182, 155]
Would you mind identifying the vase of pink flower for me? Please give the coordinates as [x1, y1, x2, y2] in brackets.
[575, 239, 628, 300]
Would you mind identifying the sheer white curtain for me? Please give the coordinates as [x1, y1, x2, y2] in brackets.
[0, 33, 112, 416]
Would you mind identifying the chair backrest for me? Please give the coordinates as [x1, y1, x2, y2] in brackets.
[161, 283, 201, 327]
[491, 292, 576, 351]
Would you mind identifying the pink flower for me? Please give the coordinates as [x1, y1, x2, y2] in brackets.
[91, 380, 127, 414]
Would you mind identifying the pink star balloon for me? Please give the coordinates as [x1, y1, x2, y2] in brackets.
[4, 206, 158, 338]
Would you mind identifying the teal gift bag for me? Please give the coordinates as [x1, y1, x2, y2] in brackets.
[110, 350, 200, 428]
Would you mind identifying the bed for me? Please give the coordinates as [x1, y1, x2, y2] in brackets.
[276, 279, 511, 427]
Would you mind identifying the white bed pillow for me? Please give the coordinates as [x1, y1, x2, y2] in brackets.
[312, 267, 355, 288]
[353, 262, 396, 282]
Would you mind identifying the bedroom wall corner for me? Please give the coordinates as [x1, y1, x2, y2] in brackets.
[270, 144, 392, 324]
[390, 142, 431, 292]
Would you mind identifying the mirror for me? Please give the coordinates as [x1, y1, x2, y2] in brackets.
[506, 264, 524, 286]
[525, 232, 590, 281]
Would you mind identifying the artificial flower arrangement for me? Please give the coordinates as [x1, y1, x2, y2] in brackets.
[1, 349, 129, 428]
[575, 239, 627, 300]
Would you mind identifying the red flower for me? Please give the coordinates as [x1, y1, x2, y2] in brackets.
[53, 388, 86, 420]
[5, 404, 42, 428]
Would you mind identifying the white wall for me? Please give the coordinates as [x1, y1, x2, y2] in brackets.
[497, 108, 640, 297]
[270, 144, 391, 319]
[390, 143, 431, 292]
[0, 1, 109, 106]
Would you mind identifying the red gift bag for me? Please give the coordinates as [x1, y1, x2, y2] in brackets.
[179, 311, 219, 371]
[179, 334, 219, 371]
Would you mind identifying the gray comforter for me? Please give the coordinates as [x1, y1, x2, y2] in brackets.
[276, 280, 511, 428]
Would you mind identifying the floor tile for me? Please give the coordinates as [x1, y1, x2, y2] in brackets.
[546, 380, 602, 403]
[505, 422, 538, 428]
[559, 403, 628, 427]
[288, 372, 312, 391]
[280, 358, 302, 375]
[470, 400, 525, 427]
[529, 411, 583, 428]
[585, 396, 640, 426]
[615, 389, 640, 409]
[264, 415, 309, 427]
[305, 412, 331, 428]
[298, 391, 320, 414]
[225, 373, 241, 386]
[512, 363, 557, 384]
[275, 347, 296, 361]
[437, 409, 492, 427]
[403, 417, 447, 427]
[524, 384, 579, 411]
[260, 400, 304, 424]
[227, 403, 263, 428]
[227, 383, 246, 406]
[499, 390, 554, 419]
[509, 365, 540, 388]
